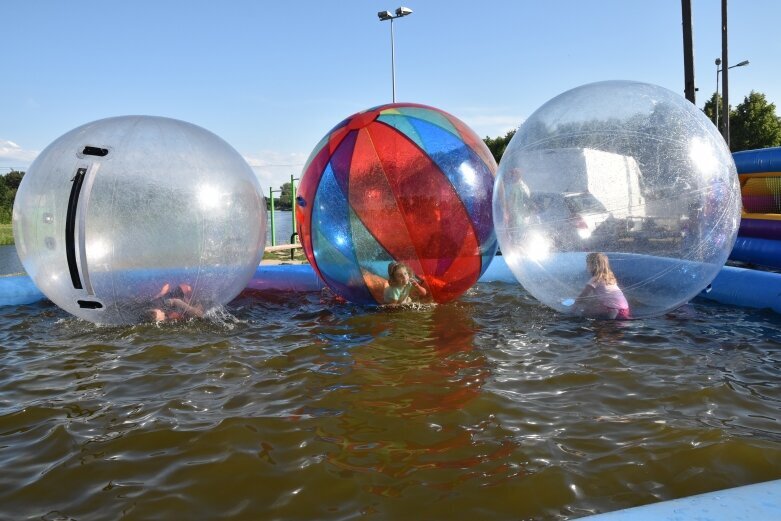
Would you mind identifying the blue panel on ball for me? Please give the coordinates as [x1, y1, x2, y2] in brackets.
[406, 117, 495, 248]
[376, 114, 425, 151]
[311, 164, 374, 304]
[329, 129, 358, 198]
[480, 245, 498, 278]
[312, 164, 357, 263]
[312, 227, 373, 304]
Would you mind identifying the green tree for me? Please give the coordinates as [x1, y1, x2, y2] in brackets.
[0, 179, 8, 223]
[483, 129, 515, 164]
[0, 171, 24, 224]
[3, 170, 24, 190]
[730, 91, 781, 152]
[277, 182, 293, 209]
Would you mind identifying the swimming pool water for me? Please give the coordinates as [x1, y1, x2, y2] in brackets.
[0, 283, 779, 520]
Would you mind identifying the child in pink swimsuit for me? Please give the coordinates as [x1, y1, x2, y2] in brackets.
[574, 253, 630, 319]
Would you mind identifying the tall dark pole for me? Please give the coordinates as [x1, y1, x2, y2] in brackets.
[715, 59, 721, 130]
[681, 0, 696, 104]
[721, 0, 730, 146]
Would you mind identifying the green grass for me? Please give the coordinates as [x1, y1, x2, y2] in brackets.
[262, 247, 307, 263]
[0, 223, 12, 246]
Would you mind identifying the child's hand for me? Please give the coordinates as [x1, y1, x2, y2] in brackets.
[410, 279, 427, 297]
[154, 283, 171, 299]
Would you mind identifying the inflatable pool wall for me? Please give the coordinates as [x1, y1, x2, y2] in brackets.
[1, 254, 778, 315]
[581, 479, 781, 520]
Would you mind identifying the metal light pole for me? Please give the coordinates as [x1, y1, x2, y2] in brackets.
[714, 58, 748, 135]
[715, 58, 721, 130]
[721, 0, 729, 145]
[377, 7, 413, 103]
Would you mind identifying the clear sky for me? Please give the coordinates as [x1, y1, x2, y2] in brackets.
[2, 1, 779, 192]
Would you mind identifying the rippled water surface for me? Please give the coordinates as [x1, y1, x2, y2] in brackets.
[1, 283, 780, 520]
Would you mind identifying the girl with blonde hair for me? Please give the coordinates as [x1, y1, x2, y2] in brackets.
[574, 253, 630, 319]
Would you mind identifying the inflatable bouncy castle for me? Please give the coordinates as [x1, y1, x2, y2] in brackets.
[731, 147, 781, 270]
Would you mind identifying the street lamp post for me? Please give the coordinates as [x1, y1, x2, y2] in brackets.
[714, 58, 749, 137]
[715, 58, 721, 129]
[377, 6, 413, 103]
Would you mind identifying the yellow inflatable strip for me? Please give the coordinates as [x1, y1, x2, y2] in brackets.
[742, 211, 781, 221]
[743, 177, 781, 195]
[739, 171, 781, 179]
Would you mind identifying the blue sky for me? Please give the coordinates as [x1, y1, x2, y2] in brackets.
[2, 1, 779, 192]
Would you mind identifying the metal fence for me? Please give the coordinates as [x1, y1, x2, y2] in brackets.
[268, 175, 299, 246]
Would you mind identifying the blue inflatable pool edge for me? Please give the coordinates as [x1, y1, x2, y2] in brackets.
[2, 257, 781, 314]
[0, 273, 46, 307]
[582, 479, 781, 520]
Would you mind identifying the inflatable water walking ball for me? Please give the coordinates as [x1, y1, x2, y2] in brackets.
[493, 81, 741, 318]
[296, 103, 498, 304]
[13, 116, 267, 325]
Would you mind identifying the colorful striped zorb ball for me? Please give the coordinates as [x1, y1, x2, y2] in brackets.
[296, 103, 497, 304]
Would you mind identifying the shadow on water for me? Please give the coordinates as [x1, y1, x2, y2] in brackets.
[0, 283, 779, 519]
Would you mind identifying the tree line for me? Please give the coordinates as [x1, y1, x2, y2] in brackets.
[482, 89, 781, 164]
[702, 91, 781, 152]
[0, 171, 23, 224]
[268, 181, 295, 210]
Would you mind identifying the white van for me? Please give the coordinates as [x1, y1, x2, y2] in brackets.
[515, 147, 645, 221]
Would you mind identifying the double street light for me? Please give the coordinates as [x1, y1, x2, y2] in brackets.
[715, 58, 749, 143]
[377, 6, 413, 103]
